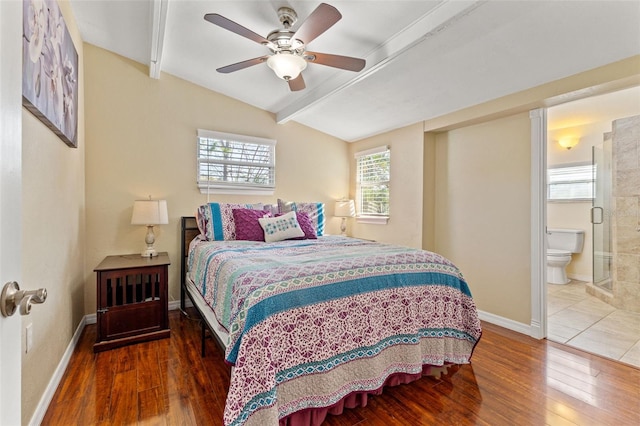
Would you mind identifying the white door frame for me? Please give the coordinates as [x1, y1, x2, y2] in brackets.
[530, 108, 547, 339]
[0, 1, 23, 424]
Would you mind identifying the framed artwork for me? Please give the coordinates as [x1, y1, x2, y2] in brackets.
[22, 0, 79, 148]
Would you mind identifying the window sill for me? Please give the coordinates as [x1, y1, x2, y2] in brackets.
[547, 198, 593, 203]
[356, 216, 389, 225]
[198, 185, 274, 196]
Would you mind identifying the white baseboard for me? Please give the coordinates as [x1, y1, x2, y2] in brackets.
[170, 299, 193, 310]
[477, 309, 533, 336]
[29, 316, 89, 426]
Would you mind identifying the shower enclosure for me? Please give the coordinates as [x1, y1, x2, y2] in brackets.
[591, 134, 612, 292]
[588, 114, 640, 313]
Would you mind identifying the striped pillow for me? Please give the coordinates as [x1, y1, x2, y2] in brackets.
[196, 202, 264, 241]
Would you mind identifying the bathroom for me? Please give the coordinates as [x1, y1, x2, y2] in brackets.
[545, 86, 640, 367]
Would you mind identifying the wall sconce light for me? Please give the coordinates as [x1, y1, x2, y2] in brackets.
[131, 197, 169, 257]
[334, 199, 356, 236]
[558, 137, 579, 150]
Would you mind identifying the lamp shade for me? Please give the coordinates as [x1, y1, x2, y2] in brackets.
[334, 200, 356, 218]
[267, 52, 307, 80]
[131, 199, 169, 225]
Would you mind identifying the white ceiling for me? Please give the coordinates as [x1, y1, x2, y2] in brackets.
[548, 86, 640, 131]
[70, 0, 640, 141]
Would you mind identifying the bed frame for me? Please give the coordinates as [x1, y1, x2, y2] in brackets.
[181, 215, 457, 371]
[180, 216, 225, 355]
[180, 215, 461, 424]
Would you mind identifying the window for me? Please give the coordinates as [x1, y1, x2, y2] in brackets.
[547, 162, 595, 201]
[355, 146, 390, 223]
[197, 129, 276, 195]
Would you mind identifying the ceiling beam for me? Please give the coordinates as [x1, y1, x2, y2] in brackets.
[149, 0, 169, 79]
[275, 0, 485, 125]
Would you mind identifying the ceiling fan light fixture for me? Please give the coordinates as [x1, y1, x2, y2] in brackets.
[267, 52, 307, 81]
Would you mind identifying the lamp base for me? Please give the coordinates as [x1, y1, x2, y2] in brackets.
[141, 248, 158, 258]
[340, 217, 347, 237]
[141, 225, 158, 257]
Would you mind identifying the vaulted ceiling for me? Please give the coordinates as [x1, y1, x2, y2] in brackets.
[70, 0, 640, 141]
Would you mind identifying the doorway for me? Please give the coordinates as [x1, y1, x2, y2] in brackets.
[544, 87, 640, 367]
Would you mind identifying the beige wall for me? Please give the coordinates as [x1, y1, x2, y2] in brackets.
[83, 44, 349, 314]
[432, 113, 532, 324]
[21, 1, 86, 424]
[348, 123, 424, 248]
[422, 133, 436, 251]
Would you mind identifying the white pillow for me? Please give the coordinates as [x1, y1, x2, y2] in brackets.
[259, 211, 305, 243]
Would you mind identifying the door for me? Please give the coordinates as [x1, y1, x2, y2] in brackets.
[0, 1, 23, 424]
[592, 136, 613, 290]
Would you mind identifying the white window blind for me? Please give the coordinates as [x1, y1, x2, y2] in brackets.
[355, 146, 390, 218]
[197, 130, 276, 195]
[547, 163, 595, 201]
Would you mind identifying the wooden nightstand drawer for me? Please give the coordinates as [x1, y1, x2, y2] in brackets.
[94, 253, 170, 352]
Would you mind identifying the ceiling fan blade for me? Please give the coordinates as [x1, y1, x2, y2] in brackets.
[204, 13, 270, 45]
[292, 3, 341, 45]
[217, 56, 269, 74]
[288, 74, 306, 91]
[305, 51, 365, 72]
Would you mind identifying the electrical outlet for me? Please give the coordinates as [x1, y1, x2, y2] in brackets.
[26, 323, 33, 353]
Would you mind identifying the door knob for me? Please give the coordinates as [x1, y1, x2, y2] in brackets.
[1, 281, 47, 317]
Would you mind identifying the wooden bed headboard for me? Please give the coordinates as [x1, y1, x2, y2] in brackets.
[180, 216, 199, 310]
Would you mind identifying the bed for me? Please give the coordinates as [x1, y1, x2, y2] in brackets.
[180, 208, 481, 426]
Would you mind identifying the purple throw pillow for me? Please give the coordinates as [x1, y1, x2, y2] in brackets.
[296, 211, 317, 239]
[275, 211, 317, 240]
[233, 209, 271, 241]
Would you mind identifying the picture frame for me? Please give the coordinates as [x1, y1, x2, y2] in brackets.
[22, 0, 79, 148]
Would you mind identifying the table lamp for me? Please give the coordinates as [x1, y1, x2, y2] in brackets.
[131, 198, 169, 257]
[334, 199, 356, 236]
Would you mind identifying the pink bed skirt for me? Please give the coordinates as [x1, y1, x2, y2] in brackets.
[279, 363, 458, 426]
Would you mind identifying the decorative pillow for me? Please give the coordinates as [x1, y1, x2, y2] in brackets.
[277, 199, 325, 236]
[259, 211, 305, 243]
[233, 209, 271, 241]
[296, 211, 317, 239]
[263, 204, 279, 216]
[276, 211, 317, 240]
[197, 202, 264, 241]
[196, 204, 208, 236]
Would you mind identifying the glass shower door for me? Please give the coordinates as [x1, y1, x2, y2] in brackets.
[592, 136, 612, 290]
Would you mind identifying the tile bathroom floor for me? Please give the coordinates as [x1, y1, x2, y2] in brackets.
[547, 279, 640, 368]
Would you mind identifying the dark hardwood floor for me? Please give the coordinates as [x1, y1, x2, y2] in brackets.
[41, 308, 640, 425]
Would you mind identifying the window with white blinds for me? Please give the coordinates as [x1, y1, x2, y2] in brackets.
[355, 146, 390, 219]
[547, 163, 595, 201]
[197, 129, 276, 195]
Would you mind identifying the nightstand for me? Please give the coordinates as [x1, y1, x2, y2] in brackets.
[93, 252, 170, 352]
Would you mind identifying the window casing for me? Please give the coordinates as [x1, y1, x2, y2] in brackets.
[355, 146, 390, 223]
[547, 162, 595, 202]
[197, 129, 276, 195]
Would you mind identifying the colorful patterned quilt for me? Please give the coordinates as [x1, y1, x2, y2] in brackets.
[188, 236, 482, 426]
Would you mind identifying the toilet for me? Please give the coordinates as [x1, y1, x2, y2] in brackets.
[546, 228, 585, 285]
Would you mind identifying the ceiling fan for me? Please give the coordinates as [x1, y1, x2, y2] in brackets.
[204, 3, 366, 91]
